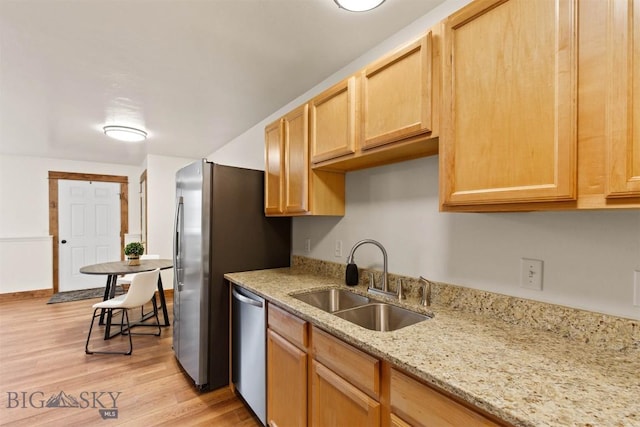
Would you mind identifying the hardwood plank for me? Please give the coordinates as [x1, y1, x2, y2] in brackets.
[0, 296, 260, 426]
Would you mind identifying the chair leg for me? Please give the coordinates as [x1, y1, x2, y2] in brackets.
[127, 303, 162, 337]
[141, 292, 157, 318]
[124, 309, 132, 355]
[85, 308, 99, 354]
[153, 304, 161, 336]
[85, 308, 133, 356]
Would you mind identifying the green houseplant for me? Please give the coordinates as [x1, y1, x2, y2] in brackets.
[124, 242, 145, 266]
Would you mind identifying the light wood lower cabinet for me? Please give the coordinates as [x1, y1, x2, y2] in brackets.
[310, 360, 381, 427]
[311, 326, 380, 399]
[267, 304, 309, 427]
[390, 368, 501, 427]
[266, 307, 507, 427]
[267, 330, 307, 427]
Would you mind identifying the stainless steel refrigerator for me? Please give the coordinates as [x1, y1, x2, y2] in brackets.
[173, 160, 291, 391]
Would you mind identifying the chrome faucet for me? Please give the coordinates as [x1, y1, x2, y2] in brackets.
[419, 276, 432, 307]
[347, 239, 389, 292]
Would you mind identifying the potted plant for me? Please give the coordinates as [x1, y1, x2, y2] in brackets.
[124, 242, 145, 266]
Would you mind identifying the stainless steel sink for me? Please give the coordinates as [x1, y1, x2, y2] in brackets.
[292, 288, 431, 332]
[333, 303, 430, 332]
[292, 288, 371, 313]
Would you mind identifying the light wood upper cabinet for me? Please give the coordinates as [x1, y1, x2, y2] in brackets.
[440, 0, 640, 211]
[265, 105, 346, 217]
[606, 0, 640, 198]
[311, 31, 439, 172]
[440, 0, 578, 208]
[310, 76, 357, 164]
[283, 104, 310, 214]
[264, 106, 309, 215]
[265, 119, 284, 215]
[361, 33, 433, 150]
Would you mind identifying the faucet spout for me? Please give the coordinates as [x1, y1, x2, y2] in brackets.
[347, 239, 388, 292]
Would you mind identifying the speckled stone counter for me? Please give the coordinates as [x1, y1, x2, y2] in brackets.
[225, 266, 640, 427]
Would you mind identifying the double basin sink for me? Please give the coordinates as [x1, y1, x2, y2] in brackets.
[292, 288, 431, 332]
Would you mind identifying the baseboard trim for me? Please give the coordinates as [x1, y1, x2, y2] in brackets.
[0, 289, 53, 303]
[0, 288, 172, 303]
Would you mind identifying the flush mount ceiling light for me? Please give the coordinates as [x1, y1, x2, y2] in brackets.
[103, 125, 148, 142]
[334, 0, 385, 12]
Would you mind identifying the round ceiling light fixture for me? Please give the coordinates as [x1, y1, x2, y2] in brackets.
[334, 0, 385, 12]
[103, 125, 148, 142]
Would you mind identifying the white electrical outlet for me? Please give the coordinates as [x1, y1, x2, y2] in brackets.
[334, 240, 343, 258]
[304, 238, 311, 253]
[520, 258, 543, 291]
[634, 270, 640, 307]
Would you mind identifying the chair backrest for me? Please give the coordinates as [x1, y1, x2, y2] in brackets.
[140, 254, 160, 260]
[120, 268, 160, 308]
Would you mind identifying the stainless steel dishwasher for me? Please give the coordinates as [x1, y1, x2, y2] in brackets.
[231, 285, 266, 425]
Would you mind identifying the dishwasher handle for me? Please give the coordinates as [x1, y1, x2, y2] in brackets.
[232, 288, 263, 308]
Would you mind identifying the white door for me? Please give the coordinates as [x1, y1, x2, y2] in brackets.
[58, 180, 121, 291]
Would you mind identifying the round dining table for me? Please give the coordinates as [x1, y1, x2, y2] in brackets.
[80, 259, 173, 339]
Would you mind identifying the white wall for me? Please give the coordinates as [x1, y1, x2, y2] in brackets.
[293, 157, 640, 319]
[210, 0, 640, 320]
[145, 154, 197, 288]
[206, 0, 472, 170]
[0, 153, 143, 293]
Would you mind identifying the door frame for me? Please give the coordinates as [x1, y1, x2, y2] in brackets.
[140, 169, 148, 249]
[48, 171, 129, 293]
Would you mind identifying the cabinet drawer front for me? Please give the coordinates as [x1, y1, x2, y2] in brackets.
[268, 304, 308, 349]
[390, 368, 501, 427]
[311, 326, 380, 399]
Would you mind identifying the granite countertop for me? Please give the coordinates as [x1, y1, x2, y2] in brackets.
[225, 267, 640, 427]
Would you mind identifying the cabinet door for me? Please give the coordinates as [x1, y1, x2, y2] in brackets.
[361, 33, 432, 150]
[265, 119, 283, 215]
[310, 76, 357, 163]
[441, 0, 578, 207]
[267, 329, 307, 427]
[606, 0, 640, 197]
[310, 360, 380, 427]
[283, 104, 309, 214]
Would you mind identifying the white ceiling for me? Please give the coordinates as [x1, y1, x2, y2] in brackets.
[0, 0, 444, 166]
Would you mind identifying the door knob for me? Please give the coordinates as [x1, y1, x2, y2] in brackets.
[61, 240, 67, 244]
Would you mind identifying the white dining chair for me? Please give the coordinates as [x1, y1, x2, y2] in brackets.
[117, 254, 160, 316]
[85, 268, 161, 355]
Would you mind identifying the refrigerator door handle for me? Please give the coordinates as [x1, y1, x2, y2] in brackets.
[174, 196, 183, 269]
[232, 288, 263, 308]
[173, 196, 185, 291]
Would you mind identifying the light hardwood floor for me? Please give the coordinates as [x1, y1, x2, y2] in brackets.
[0, 294, 261, 426]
